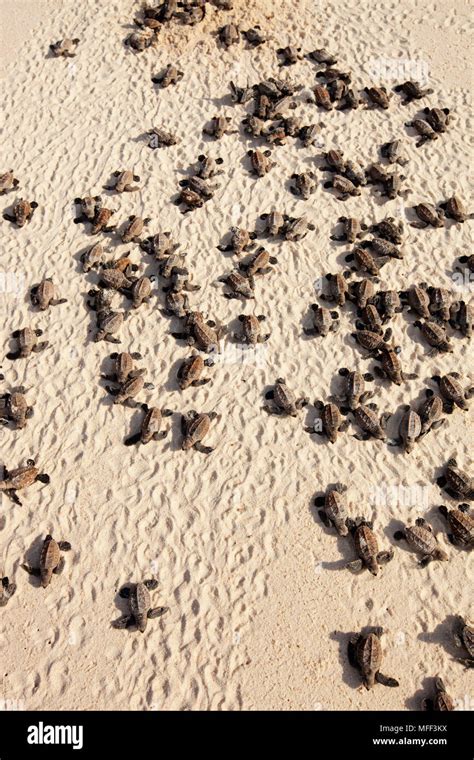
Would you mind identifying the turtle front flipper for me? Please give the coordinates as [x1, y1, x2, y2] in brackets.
[148, 606, 169, 619]
[118, 586, 131, 599]
[377, 549, 394, 565]
[346, 559, 364, 573]
[347, 634, 361, 668]
[376, 671, 399, 687]
[53, 556, 65, 575]
[6, 489, 22, 505]
[58, 541, 71, 551]
[194, 442, 214, 454]
[124, 433, 141, 446]
[112, 615, 133, 629]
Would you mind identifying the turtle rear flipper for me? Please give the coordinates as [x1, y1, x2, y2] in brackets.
[112, 615, 133, 629]
[419, 555, 432, 568]
[21, 564, 40, 577]
[148, 606, 169, 619]
[6, 489, 22, 505]
[346, 559, 364, 573]
[376, 671, 399, 687]
[194, 443, 214, 454]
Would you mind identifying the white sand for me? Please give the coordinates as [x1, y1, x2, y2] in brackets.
[0, 0, 472, 711]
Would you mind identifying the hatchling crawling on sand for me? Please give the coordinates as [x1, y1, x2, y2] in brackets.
[152, 64, 184, 88]
[73, 195, 102, 224]
[22, 534, 71, 587]
[330, 216, 367, 243]
[90, 206, 117, 235]
[321, 271, 351, 306]
[276, 46, 303, 66]
[101, 351, 144, 384]
[431, 373, 473, 413]
[239, 247, 277, 277]
[418, 392, 444, 436]
[49, 38, 80, 57]
[94, 307, 126, 344]
[121, 214, 151, 244]
[106, 374, 155, 408]
[348, 278, 375, 310]
[312, 84, 333, 110]
[323, 174, 361, 201]
[258, 211, 286, 238]
[346, 518, 394, 576]
[196, 154, 224, 179]
[3, 198, 38, 227]
[364, 86, 391, 109]
[314, 483, 349, 536]
[410, 203, 444, 229]
[348, 628, 399, 689]
[393, 80, 433, 105]
[0, 459, 50, 506]
[217, 23, 240, 47]
[371, 290, 403, 323]
[413, 320, 453, 353]
[423, 106, 451, 133]
[304, 401, 348, 444]
[125, 30, 159, 52]
[30, 278, 67, 310]
[147, 127, 179, 148]
[141, 231, 178, 259]
[161, 290, 190, 319]
[0, 386, 34, 430]
[422, 678, 454, 711]
[124, 404, 173, 446]
[439, 195, 474, 223]
[104, 170, 140, 193]
[233, 314, 270, 345]
[389, 405, 423, 454]
[181, 410, 218, 454]
[437, 458, 473, 500]
[394, 518, 449, 567]
[264, 378, 308, 417]
[373, 346, 415, 386]
[172, 311, 223, 353]
[6, 327, 48, 360]
[0, 576, 16, 606]
[438, 504, 473, 549]
[405, 118, 438, 147]
[304, 305, 339, 337]
[281, 214, 315, 241]
[112, 580, 169, 633]
[177, 352, 213, 390]
[203, 115, 236, 140]
[380, 140, 408, 166]
[370, 216, 404, 244]
[452, 616, 474, 667]
[289, 172, 317, 199]
[242, 26, 266, 47]
[351, 403, 391, 442]
[0, 170, 19, 195]
[217, 227, 256, 255]
[449, 300, 473, 338]
[217, 270, 255, 300]
[247, 149, 275, 177]
[331, 368, 374, 410]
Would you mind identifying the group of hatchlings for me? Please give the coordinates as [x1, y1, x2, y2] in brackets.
[0, 1, 472, 705]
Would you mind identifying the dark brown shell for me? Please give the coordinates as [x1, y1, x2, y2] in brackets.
[356, 633, 382, 680]
[321, 402, 342, 442]
[182, 413, 211, 449]
[179, 355, 204, 389]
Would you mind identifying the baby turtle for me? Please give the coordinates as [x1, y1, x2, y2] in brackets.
[308, 48, 338, 66]
[73, 195, 102, 224]
[80, 242, 105, 272]
[242, 114, 266, 138]
[281, 214, 315, 241]
[247, 149, 275, 177]
[394, 80, 433, 105]
[196, 154, 224, 180]
[399, 283, 431, 318]
[405, 118, 438, 147]
[30, 278, 67, 311]
[128, 275, 153, 309]
[181, 410, 218, 453]
[305, 401, 348, 444]
[346, 519, 394, 576]
[124, 403, 173, 446]
[312, 84, 333, 110]
[418, 392, 444, 435]
[370, 217, 404, 244]
[3, 198, 38, 227]
[141, 231, 178, 259]
[314, 482, 349, 536]
[0, 386, 34, 430]
[348, 627, 399, 690]
[351, 328, 392, 355]
[289, 172, 317, 200]
[452, 616, 474, 668]
[371, 290, 403, 322]
[423, 107, 451, 133]
[389, 405, 423, 453]
[233, 314, 270, 345]
[380, 140, 408, 166]
[95, 308, 125, 344]
[106, 374, 154, 408]
[330, 216, 367, 243]
[113, 580, 169, 633]
[217, 270, 255, 300]
[0, 576, 16, 606]
[177, 352, 213, 390]
[437, 457, 473, 500]
[6, 327, 48, 360]
[410, 203, 444, 229]
[147, 127, 179, 148]
[298, 123, 322, 147]
[373, 346, 415, 386]
[352, 403, 391, 441]
[364, 86, 391, 109]
[348, 279, 375, 309]
[152, 64, 184, 88]
[439, 195, 473, 224]
[431, 373, 473, 413]
[242, 26, 266, 47]
[240, 247, 277, 277]
[304, 305, 339, 337]
[333, 368, 374, 410]
[49, 38, 80, 57]
[394, 518, 449, 567]
[104, 170, 140, 193]
[449, 300, 473, 338]
[22, 534, 71, 588]
[355, 304, 384, 334]
[90, 206, 117, 235]
[324, 174, 360, 201]
[172, 311, 223, 353]
[203, 115, 236, 140]
[346, 243, 387, 276]
[276, 46, 303, 66]
[320, 271, 351, 306]
[101, 351, 144, 384]
[0, 459, 50, 506]
[217, 226, 256, 255]
[0, 170, 19, 195]
[422, 678, 454, 711]
[125, 30, 159, 52]
[121, 214, 151, 244]
[218, 23, 240, 48]
[264, 378, 308, 417]
[259, 211, 286, 238]
[438, 504, 473, 549]
[161, 290, 189, 319]
[413, 320, 452, 353]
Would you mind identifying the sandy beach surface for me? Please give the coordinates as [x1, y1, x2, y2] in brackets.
[0, 0, 472, 711]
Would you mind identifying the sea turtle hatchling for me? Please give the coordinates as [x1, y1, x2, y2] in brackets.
[281, 214, 315, 241]
[289, 172, 317, 199]
[73, 195, 102, 224]
[313, 482, 349, 536]
[22, 534, 71, 587]
[423, 107, 451, 133]
[0, 459, 50, 506]
[373, 346, 416, 386]
[418, 391, 444, 436]
[276, 46, 303, 66]
[259, 211, 286, 238]
[140, 231, 178, 259]
[112, 579, 169, 633]
[0, 576, 16, 606]
[161, 290, 190, 319]
[449, 300, 473, 339]
[49, 38, 80, 57]
[101, 351, 144, 384]
[346, 519, 394, 576]
[3, 198, 38, 227]
[104, 170, 140, 193]
[413, 320, 453, 353]
[399, 283, 431, 318]
[351, 403, 391, 441]
[247, 149, 275, 177]
[121, 215, 151, 244]
[217, 227, 257, 255]
[239, 247, 277, 277]
[304, 305, 339, 337]
[452, 616, 474, 668]
[438, 504, 473, 549]
[264, 378, 309, 417]
[364, 86, 391, 109]
[351, 328, 393, 355]
[177, 352, 213, 390]
[217, 270, 255, 300]
[332, 368, 375, 410]
[394, 518, 449, 567]
[330, 216, 367, 243]
[218, 23, 240, 48]
[151, 64, 184, 88]
[431, 373, 473, 413]
[196, 154, 224, 179]
[147, 127, 179, 149]
[348, 279, 375, 309]
[30, 278, 67, 310]
[320, 272, 351, 306]
[380, 140, 408, 166]
[94, 308, 125, 344]
[125, 30, 159, 52]
[124, 404, 173, 446]
[81, 242, 105, 272]
[393, 80, 433, 105]
[410, 203, 444, 229]
[348, 627, 399, 689]
[6, 327, 48, 360]
[307, 48, 338, 66]
[90, 206, 117, 235]
[172, 311, 223, 353]
[371, 290, 403, 322]
[203, 115, 236, 140]
[421, 678, 454, 711]
[0, 170, 19, 195]
[228, 314, 269, 345]
[323, 174, 361, 201]
[0, 386, 34, 430]
[370, 217, 404, 244]
[405, 118, 438, 147]
[439, 195, 474, 224]
[305, 400, 348, 443]
[437, 457, 473, 500]
[242, 26, 266, 47]
[106, 374, 155, 408]
[312, 84, 333, 110]
[181, 410, 218, 453]
[389, 405, 423, 453]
